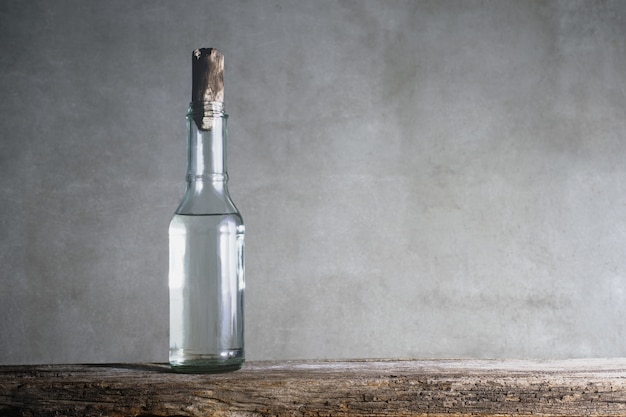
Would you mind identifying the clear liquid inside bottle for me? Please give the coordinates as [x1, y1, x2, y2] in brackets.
[169, 212, 245, 372]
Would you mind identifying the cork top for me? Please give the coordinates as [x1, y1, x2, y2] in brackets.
[192, 48, 224, 103]
[191, 48, 225, 130]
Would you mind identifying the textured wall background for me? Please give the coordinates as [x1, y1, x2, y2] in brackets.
[1, 0, 625, 365]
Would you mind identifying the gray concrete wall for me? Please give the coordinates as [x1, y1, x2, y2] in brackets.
[1, 0, 625, 365]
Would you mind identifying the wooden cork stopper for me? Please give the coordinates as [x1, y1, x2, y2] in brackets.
[192, 48, 224, 103]
[191, 48, 224, 130]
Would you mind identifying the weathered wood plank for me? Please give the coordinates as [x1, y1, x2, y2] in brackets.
[2, 359, 626, 416]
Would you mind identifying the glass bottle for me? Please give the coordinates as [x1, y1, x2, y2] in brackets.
[169, 49, 244, 373]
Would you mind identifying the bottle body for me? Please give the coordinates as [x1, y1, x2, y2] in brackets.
[169, 102, 245, 373]
[169, 213, 244, 372]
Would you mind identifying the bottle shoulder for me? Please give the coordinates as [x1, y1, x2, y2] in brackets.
[174, 182, 240, 216]
[175, 199, 241, 216]
[175, 203, 240, 214]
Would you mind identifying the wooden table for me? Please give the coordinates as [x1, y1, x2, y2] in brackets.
[2, 359, 626, 416]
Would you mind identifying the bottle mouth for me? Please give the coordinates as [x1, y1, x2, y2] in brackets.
[188, 101, 227, 130]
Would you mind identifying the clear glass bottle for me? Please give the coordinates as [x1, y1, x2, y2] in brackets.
[168, 98, 245, 373]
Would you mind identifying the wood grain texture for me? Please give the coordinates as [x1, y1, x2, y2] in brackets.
[192, 48, 224, 104]
[2, 359, 626, 416]
[191, 47, 225, 131]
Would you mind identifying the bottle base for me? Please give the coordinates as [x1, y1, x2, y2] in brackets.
[169, 348, 244, 374]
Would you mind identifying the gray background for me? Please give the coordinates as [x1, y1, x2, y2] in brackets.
[1, 0, 625, 365]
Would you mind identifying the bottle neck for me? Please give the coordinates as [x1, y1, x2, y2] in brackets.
[186, 101, 228, 183]
[176, 101, 238, 215]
